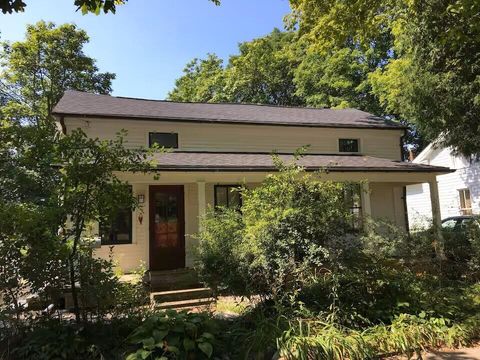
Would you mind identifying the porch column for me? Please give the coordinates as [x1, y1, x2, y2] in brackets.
[197, 181, 207, 231]
[361, 182, 372, 217]
[429, 179, 446, 259]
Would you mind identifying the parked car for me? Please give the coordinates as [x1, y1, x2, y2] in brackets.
[441, 215, 478, 231]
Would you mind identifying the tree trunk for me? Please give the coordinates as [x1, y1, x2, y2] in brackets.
[68, 256, 80, 324]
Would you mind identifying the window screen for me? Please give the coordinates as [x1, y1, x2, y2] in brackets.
[149, 132, 178, 148]
[100, 187, 133, 245]
[214, 185, 242, 209]
[339, 139, 359, 152]
[344, 184, 363, 230]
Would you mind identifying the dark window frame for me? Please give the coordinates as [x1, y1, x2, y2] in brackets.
[149, 132, 179, 149]
[99, 186, 133, 245]
[339, 138, 360, 153]
[343, 184, 363, 231]
[214, 184, 242, 209]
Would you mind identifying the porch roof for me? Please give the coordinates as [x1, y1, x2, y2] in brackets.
[151, 151, 453, 173]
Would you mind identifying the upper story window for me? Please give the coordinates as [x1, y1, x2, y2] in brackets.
[214, 185, 242, 210]
[459, 188, 472, 215]
[149, 132, 178, 148]
[339, 139, 359, 153]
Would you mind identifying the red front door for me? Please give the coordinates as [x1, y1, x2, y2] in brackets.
[149, 185, 185, 271]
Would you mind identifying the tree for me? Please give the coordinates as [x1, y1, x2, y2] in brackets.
[1, 0, 220, 14]
[289, 0, 480, 157]
[223, 29, 302, 106]
[57, 129, 153, 323]
[169, 29, 303, 106]
[168, 54, 226, 103]
[0, 21, 123, 323]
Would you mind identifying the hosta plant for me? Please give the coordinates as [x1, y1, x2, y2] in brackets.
[126, 310, 217, 360]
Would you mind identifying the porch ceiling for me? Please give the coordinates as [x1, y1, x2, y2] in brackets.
[149, 151, 453, 174]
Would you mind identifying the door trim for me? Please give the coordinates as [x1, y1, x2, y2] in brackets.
[149, 185, 185, 271]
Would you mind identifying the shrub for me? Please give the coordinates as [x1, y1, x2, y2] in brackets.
[126, 310, 218, 360]
[196, 155, 358, 303]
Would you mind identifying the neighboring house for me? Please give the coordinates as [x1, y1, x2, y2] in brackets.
[52, 91, 452, 273]
[407, 143, 480, 228]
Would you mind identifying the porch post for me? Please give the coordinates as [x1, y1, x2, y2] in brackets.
[360, 181, 372, 229]
[361, 182, 372, 217]
[429, 179, 446, 259]
[197, 181, 206, 231]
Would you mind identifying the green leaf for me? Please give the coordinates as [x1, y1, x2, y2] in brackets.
[201, 332, 215, 341]
[140, 349, 152, 360]
[183, 338, 195, 351]
[167, 345, 180, 355]
[142, 337, 155, 349]
[153, 329, 168, 343]
[125, 354, 139, 360]
[198, 342, 213, 358]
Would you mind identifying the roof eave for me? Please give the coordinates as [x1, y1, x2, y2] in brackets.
[151, 165, 454, 173]
[52, 112, 407, 130]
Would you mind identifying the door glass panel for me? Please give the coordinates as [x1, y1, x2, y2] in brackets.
[153, 192, 178, 248]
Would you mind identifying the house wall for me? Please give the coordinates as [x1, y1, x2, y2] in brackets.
[370, 182, 407, 229]
[64, 117, 403, 160]
[406, 148, 480, 228]
[93, 177, 408, 273]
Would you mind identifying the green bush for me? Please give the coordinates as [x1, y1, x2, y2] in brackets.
[196, 155, 358, 302]
[126, 310, 218, 360]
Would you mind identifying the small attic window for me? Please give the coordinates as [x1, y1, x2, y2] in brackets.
[339, 139, 359, 153]
[149, 132, 178, 148]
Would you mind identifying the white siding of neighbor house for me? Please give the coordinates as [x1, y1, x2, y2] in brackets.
[406, 147, 480, 229]
[63, 117, 403, 160]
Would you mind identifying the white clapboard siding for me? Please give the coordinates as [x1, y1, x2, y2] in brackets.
[64, 117, 403, 160]
[406, 147, 480, 228]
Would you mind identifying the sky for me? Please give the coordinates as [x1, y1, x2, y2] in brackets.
[0, 0, 291, 99]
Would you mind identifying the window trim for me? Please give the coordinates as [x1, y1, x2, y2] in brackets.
[214, 184, 242, 209]
[100, 210, 133, 246]
[458, 188, 472, 215]
[100, 186, 134, 246]
[148, 132, 179, 149]
[344, 184, 363, 231]
[338, 138, 360, 153]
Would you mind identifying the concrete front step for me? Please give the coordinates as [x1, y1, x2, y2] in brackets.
[151, 287, 213, 303]
[147, 268, 201, 291]
[151, 287, 215, 310]
[154, 297, 216, 310]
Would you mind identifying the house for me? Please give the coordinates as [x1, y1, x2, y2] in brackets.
[52, 91, 452, 274]
[406, 143, 479, 228]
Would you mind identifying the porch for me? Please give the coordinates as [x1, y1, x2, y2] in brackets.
[96, 167, 449, 274]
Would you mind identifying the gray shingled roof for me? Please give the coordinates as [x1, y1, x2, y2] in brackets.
[53, 91, 405, 129]
[151, 152, 452, 173]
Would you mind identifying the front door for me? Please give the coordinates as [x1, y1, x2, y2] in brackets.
[149, 185, 185, 271]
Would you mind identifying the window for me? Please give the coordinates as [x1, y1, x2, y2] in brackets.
[459, 189, 472, 215]
[339, 139, 359, 153]
[100, 187, 133, 245]
[149, 132, 178, 148]
[214, 185, 242, 209]
[344, 184, 362, 230]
